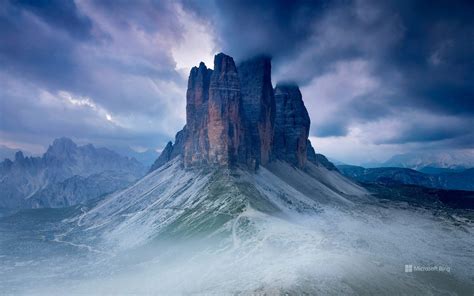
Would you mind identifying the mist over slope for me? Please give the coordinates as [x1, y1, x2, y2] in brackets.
[1, 157, 472, 294]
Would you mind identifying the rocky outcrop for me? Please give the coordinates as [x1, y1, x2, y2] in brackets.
[206, 53, 247, 166]
[149, 141, 173, 172]
[307, 140, 338, 171]
[181, 53, 249, 168]
[150, 128, 187, 172]
[238, 55, 275, 166]
[151, 52, 336, 171]
[184, 62, 212, 166]
[273, 84, 311, 167]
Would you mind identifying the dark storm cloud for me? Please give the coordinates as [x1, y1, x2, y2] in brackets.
[381, 120, 471, 145]
[210, 0, 328, 60]
[0, 0, 182, 100]
[91, 0, 183, 35]
[12, 0, 93, 40]
[0, 0, 84, 90]
[183, 0, 474, 150]
[0, 0, 189, 151]
[387, 1, 474, 116]
[313, 92, 394, 137]
[314, 121, 347, 138]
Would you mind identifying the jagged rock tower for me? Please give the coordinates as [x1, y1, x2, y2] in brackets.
[238, 55, 275, 167]
[151, 53, 329, 172]
[273, 84, 311, 167]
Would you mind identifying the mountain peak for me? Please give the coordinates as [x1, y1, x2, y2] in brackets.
[50, 137, 77, 150]
[273, 84, 311, 167]
[152, 53, 327, 171]
[14, 151, 25, 161]
[45, 137, 78, 160]
[213, 52, 238, 74]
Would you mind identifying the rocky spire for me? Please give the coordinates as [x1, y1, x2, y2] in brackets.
[183, 62, 212, 166]
[206, 53, 247, 166]
[238, 55, 275, 167]
[178, 53, 248, 168]
[273, 83, 311, 167]
[44, 137, 77, 162]
[150, 52, 332, 172]
[14, 151, 25, 162]
[151, 129, 187, 171]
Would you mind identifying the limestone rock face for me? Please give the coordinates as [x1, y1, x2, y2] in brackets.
[181, 53, 248, 168]
[149, 142, 172, 172]
[172, 128, 187, 159]
[207, 53, 247, 166]
[150, 128, 187, 172]
[238, 56, 275, 166]
[273, 84, 311, 167]
[151, 52, 336, 171]
[184, 62, 212, 166]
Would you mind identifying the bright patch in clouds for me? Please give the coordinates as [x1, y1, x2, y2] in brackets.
[171, 4, 215, 73]
[57, 91, 120, 126]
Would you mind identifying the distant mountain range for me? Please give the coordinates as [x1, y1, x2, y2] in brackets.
[337, 164, 474, 191]
[0, 138, 146, 209]
[363, 150, 474, 172]
[0, 145, 35, 162]
[107, 146, 159, 167]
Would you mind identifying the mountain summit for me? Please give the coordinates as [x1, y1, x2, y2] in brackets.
[151, 53, 327, 171]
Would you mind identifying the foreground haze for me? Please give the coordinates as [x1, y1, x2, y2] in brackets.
[1, 158, 473, 294]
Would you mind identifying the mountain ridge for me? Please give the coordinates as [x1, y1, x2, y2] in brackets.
[337, 164, 474, 191]
[366, 150, 474, 170]
[0, 137, 146, 208]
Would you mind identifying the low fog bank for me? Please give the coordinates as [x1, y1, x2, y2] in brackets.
[1, 200, 472, 295]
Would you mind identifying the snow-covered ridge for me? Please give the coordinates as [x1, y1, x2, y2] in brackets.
[70, 157, 367, 251]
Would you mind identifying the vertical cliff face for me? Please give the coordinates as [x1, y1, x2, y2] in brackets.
[184, 62, 212, 166]
[206, 53, 247, 166]
[150, 128, 187, 172]
[273, 84, 311, 167]
[181, 53, 248, 167]
[238, 56, 275, 166]
[151, 52, 332, 172]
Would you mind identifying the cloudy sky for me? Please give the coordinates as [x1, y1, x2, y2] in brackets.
[0, 0, 473, 164]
